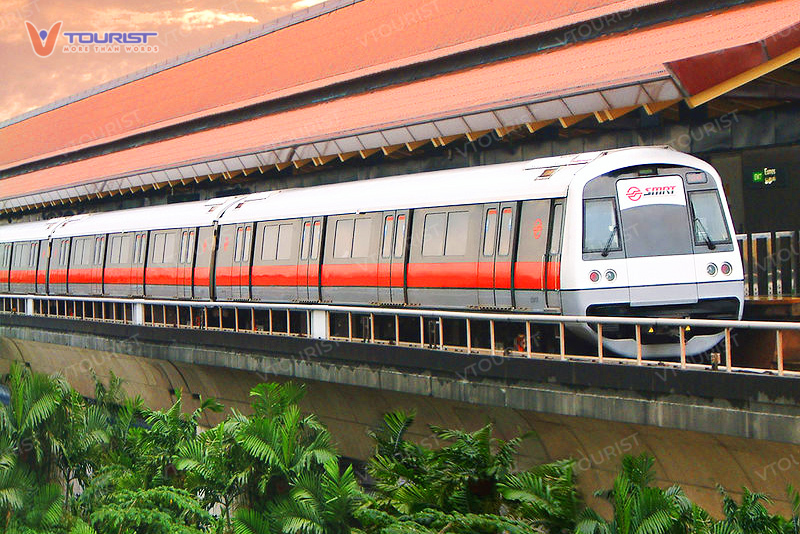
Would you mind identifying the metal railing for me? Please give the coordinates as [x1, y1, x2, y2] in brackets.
[1, 294, 799, 378]
[738, 230, 800, 299]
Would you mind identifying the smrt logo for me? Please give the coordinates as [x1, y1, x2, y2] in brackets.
[626, 186, 642, 202]
[25, 21, 62, 58]
[626, 185, 676, 202]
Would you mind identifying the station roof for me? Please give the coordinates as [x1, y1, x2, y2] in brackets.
[0, 0, 672, 170]
[1, 0, 800, 214]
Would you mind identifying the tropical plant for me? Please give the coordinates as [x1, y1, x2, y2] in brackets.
[575, 454, 692, 534]
[0, 362, 67, 479]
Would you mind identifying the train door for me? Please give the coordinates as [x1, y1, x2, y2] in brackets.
[36, 240, 49, 294]
[0, 243, 11, 293]
[544, 201, 565, 310]
[478, 203, 517, 307]
[132, 233, 146, 296]
[298, 218, 323, 302]
[377, 211, 408, 304]
[91, 236, 106, 295]
[177, 228, 196, 299]
[233, 224, 253, 300]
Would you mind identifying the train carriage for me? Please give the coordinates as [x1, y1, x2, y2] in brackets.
[0, 146, 744, 358]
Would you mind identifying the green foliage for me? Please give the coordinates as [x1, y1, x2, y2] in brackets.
[5, 365, 800, 534]
[87, 486, 212, 534]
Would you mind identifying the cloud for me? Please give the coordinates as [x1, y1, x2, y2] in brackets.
[87, 7, 258, 32]
[290, 0, 326, 9]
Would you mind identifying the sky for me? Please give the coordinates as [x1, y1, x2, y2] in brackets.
[0, 0, 325, 123]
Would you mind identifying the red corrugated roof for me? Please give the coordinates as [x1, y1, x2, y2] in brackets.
[0, 0, 671, 170]
[2, 0, 797, 203]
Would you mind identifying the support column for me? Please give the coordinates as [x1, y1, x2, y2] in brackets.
[132, 303, 145, 325]
[309, 310, 328, 339]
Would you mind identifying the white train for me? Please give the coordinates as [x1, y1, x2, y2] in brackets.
[0, 146, 744, 357]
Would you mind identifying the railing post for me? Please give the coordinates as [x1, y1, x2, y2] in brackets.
[725, 328, 733, 372]
[679, 326, 686, 369]
[597, 323, 604, 362]
[525, 321, 532, 358]
[777, 330, 784, 376]
[466, 319, 472, 353]
[635, 324, 643, 364]
[490, 320, 496, 356]
[559, 323, 566, 360]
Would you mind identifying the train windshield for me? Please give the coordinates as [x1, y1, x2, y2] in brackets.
[688, 191, 731, 246]
[615, 175, 693, 258]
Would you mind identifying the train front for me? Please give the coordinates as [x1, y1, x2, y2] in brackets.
[560, 148, 744, 358]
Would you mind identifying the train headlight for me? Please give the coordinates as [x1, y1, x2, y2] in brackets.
[605, 269, 617, 282]
[706, 263, 718, 276]
[589, 270, 601, 283]
[721, 262, 732, 276]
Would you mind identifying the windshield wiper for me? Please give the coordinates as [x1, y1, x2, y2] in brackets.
[694, 217, 716, 250]
[601, 225, 618, 257]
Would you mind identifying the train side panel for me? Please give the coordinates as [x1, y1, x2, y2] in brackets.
[321, 213, 382, 305]
[406, 204, 482, 308]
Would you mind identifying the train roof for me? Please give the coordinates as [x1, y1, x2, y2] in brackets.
[0, 217, 72, 242]
[49, 196, 244, 238]
[218, 155, 588, 225]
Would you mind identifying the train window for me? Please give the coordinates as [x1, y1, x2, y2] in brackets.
[187, 232, 195, 264]
[234, 228, 244, 262]
[483, 209, 498, 256]
[498, 208, 513, 256]
[300, 222, 312, 260]
[689, 191, 731, 246]
[382, 216, 394, 259]
[71, 240, 83, 266]
[29, 243, 37, 268]
[110, 236, 122, 264]
[180, 232, 189, 264]
[120, 235, 132, 265]
[164, 233, 177, 264]
[277, 225, 293, 261]
[394, 215, 406, 258]
[422, 212, 446, 256]
[134, 236, 142, 264]
[261, 226, 279, 261]
[243, 227, 252, 261]
[583, 199, 620, 253]
[550, 204, 564, 255]
[444, 211, 469, 256]
[334, 219, 355, 259]
[152, 233, 166, 263]
[352, 219, 372, 258]
[311, 221, 322, 260]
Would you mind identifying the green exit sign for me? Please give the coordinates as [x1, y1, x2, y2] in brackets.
[751, 168, 777, 185]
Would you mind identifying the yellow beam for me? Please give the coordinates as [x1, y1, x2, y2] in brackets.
[313, 154, 338, 166]
[292, 159, 311, 169]
[275, 162, 293, 171]
[466, 130, 492, 142]
[359, 148, 380, 159]
[433, 134, 463, 147]
[338, 151, 358, 162]
[495, 125, 523, 137]
[381, 144, 405, 156]
[526, 120, 555, 134]
[643, 99, 681, 116]
[558, 113, 593, 128]
[687, 45, 800, 108]
[405, 140, 428, 152]
[595, 105, 639, 123]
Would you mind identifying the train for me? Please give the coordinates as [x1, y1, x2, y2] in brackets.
[0, 146, 744, 358]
